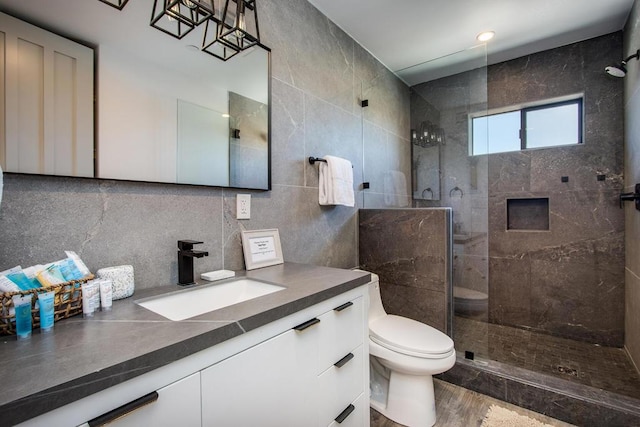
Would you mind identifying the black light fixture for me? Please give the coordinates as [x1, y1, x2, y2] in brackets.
[150, 0, 215, 39]
[97, 0, 263, 62]
[98, 0, 130, 9]
[217, 0, 260, 51]
[202, 18, 240, 61]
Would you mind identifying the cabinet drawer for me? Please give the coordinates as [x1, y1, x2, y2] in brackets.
[327, 393, 366, 427]
[318, 296, 364, 371]
[317, 344, 364, 427]
[79, 373, 201, 427]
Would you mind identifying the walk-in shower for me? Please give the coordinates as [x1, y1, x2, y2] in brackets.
[407, 32, 640, 423]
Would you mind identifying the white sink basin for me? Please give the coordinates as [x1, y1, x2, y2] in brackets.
[136, 278, 285, 321]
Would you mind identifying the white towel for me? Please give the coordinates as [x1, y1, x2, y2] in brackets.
[318, 155, 355, 207]
[383, 170, 408, 207]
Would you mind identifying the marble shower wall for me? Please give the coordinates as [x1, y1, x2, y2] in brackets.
[487, 33, 625, 346]
[359, 208, 452, 334]
[0, 0, 410, 289]
[624, 0, 640, 371]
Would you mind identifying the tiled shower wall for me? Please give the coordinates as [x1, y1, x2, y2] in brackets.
[625, 0, 640, 371]
[359, 208, 452, 334]
[0, 0, 410, 288]
[486, 33, 625, 346]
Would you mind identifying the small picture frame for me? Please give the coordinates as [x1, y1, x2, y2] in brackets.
[241, 229, 284, 270]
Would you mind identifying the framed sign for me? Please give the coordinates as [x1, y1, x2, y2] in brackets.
[241, 229, 284, 270]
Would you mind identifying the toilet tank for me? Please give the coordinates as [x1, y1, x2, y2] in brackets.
[353, 269, 386, 324]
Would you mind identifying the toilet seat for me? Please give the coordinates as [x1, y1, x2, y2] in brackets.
[369, 315, 454, 359]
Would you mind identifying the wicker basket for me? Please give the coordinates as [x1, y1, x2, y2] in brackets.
[0, 274, 94, 335]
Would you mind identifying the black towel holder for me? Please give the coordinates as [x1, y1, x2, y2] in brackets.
[308, 157, 327, 165]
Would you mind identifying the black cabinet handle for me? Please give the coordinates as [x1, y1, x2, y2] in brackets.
[293, 317, 320, 331]
[335, 404, 355, 424]
[88, 391, 159, 426]
[334, 301, 353, 312]
[334, 352, 354, 368]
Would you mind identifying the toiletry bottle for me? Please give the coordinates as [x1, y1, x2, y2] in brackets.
[38, 291, 55, 333]
[12, 294, 33, 339]
[81, 282, 94, 318]
[99, 279, 113, 311]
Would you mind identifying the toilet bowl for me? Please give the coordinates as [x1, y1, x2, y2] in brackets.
[453, 286, 488, 317]
[364, 271, 455, 427]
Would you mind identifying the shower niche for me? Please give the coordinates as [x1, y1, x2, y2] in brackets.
[506, 198, 550, 231]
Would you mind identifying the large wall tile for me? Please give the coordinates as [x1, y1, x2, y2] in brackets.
[270, 78, 305, 186]
[260, 0, 356, 112]
[0, 175, 224, 290]
[303, 94, 363, 188]
[359, 208, 452, 333]
[223, 185, 357, 271]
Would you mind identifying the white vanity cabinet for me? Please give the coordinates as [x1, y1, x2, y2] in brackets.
[201, 295, 367, 427]
[15, 284, 369, 427]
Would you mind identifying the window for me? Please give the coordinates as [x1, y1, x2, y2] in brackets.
[470, 97, 583, 156]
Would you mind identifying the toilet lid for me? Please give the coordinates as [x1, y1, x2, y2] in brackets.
[369, 315, 454, 357]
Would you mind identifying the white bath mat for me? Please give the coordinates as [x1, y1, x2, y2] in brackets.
[481, 404, 555, 427]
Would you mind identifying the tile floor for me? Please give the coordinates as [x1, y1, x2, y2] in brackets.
[453, 315, 640, 399]
[370, 378, 575, 427]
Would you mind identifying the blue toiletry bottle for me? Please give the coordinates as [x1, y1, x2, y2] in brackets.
[12, 294, 33, 339]
[38, 291, 55, 332]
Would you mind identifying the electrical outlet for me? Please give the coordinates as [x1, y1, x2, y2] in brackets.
[237, 194, 251, 219]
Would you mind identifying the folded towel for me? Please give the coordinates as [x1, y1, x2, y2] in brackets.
[384, 170, 408, 207]
[319, 155, 355, 207]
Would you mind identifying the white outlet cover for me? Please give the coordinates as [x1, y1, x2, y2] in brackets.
[237, 194, 251, 219]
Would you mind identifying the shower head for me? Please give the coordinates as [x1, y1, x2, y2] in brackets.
[605, 49, 640, 78]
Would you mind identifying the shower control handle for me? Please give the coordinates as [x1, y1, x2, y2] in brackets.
[619, 183, 640, 211]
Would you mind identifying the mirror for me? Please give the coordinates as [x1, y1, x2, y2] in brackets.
[0, 0, 270, 190]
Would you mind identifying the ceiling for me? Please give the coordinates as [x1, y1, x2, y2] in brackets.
[307, 0, 636, 86]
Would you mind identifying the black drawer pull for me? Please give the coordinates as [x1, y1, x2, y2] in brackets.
[334, 301, 353, 312]
[334, 352, 354, 368]
[88, 391, 159, 426]
[293, 317, 320, 331]
[335, 404, 355, 424]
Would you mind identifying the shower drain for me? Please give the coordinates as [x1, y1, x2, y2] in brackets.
[556, 365, 579, 377]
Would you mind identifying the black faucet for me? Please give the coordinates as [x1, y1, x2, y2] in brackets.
[177, 240, 209, 286]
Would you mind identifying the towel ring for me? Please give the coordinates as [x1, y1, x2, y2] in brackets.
[449, 186, 464, 198]
[421, 188, 434, 199]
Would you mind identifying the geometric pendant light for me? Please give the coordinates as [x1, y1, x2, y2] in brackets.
[217, 0, 260, 51]
[151, 0, 214, 39]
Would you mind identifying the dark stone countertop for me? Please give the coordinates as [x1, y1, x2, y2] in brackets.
[0, 262, 371, 426]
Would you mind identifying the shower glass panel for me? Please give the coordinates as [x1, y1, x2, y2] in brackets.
[406, 45, 490, 357]
[359, 72, 412, 209]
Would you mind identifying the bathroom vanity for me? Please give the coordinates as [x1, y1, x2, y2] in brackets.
[0, 263, 370, 427]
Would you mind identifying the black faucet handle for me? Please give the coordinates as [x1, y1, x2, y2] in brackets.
[178, 240, 204, 251]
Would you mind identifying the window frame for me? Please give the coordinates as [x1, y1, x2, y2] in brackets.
[469, 95, 584, 156]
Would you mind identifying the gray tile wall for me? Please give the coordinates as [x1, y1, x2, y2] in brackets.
[624, 0, 640, 372]
[359, 208, 452, 334]
[487, 33, 625, 346]
[0, 0, 410, 289]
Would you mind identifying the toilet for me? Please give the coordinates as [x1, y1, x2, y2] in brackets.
[453, 286, 488, 318]
[366, 272, 456, 427]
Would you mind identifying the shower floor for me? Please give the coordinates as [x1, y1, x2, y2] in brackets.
[454, 315, 640, 399]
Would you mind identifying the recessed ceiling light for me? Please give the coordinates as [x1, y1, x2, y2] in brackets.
[222, 113, 230, 118]
[476, 31, 495, 42]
